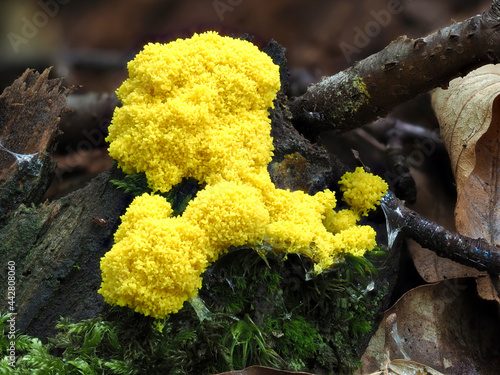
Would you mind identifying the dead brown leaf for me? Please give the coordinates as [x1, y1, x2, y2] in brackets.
[359, 279, 500, 375]
[432, 65, 500, 246]
[476, 274, 500, 303]
[431, 65, 500, 198]
[454, 102, 500, 246]
[431, 65, 500, 299]
[386, 359, 445, 375]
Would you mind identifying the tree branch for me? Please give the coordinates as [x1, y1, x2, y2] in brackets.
[290, 1, 500, 136]
[381, 190, 500, 275]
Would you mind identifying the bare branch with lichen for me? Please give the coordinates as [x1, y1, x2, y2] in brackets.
[290, 0, 500, 137]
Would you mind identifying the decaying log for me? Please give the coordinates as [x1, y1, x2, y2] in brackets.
[0, 166, 131, 339]
[0, 68, 72, 226]
[0, 63, 400, 345]
[0, 68, 133, 339]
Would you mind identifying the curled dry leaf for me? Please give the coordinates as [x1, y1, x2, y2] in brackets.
[359, 279, 500, 375]
[454, 104, 499, 246]
[431, 65, 500, 247]
[431, 64, 499, 199]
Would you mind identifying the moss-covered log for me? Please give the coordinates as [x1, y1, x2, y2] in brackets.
[0, 60, 399, 373]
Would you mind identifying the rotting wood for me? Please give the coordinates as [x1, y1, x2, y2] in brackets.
[0, 68, 72, 226]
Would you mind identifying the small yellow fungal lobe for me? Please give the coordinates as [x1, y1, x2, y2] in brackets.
[339, 167, 388, 216]
[106, 31, 281, 193]
[99, 195, 208, 318]
[332, 225, 377, 257]
[183, 181, 270, 261]
[113, 193, 173, 243]
[323, 209, 359, 234]
[265, 188, 337, 258]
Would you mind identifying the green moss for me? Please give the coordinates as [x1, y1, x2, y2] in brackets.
[333, 74, 371, 122]
[110, 173, 201, 216]
[1, 307, 230, 375]
[1, 246, 387, 375]
[200, 248, 387, 373]
[0, 205, 45, 256]
[110, 172, 150, 196]
[263, 314, 325, 371]
[0, 204, 55, 300]
[222, 314, 283, 370]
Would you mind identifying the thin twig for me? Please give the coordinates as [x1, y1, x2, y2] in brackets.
[381, 190, 500, 275]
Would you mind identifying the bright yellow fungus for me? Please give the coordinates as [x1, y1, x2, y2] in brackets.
[99, 32, 388, 318]
[100, 183, 271, 317]
[339, 167, 389, 216]
[323, 209, 359, 234]
[113, 193, 173, 243]
[183, 181, 270, 262]
[106, 31, 279, 193]
[99, 197, 208, 316]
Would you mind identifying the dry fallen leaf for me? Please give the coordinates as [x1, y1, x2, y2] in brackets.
[432, 64, 500, 246]
[358, 279, 500, 375]
[386, 359, 445, 375]
[432, 65, 500, 197]
[455, 108, 499, 245]
[432, 65, 500, 301]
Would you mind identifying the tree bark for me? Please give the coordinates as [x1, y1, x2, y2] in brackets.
[0, 166, 131, 339]
[289, 0, 500, 137]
